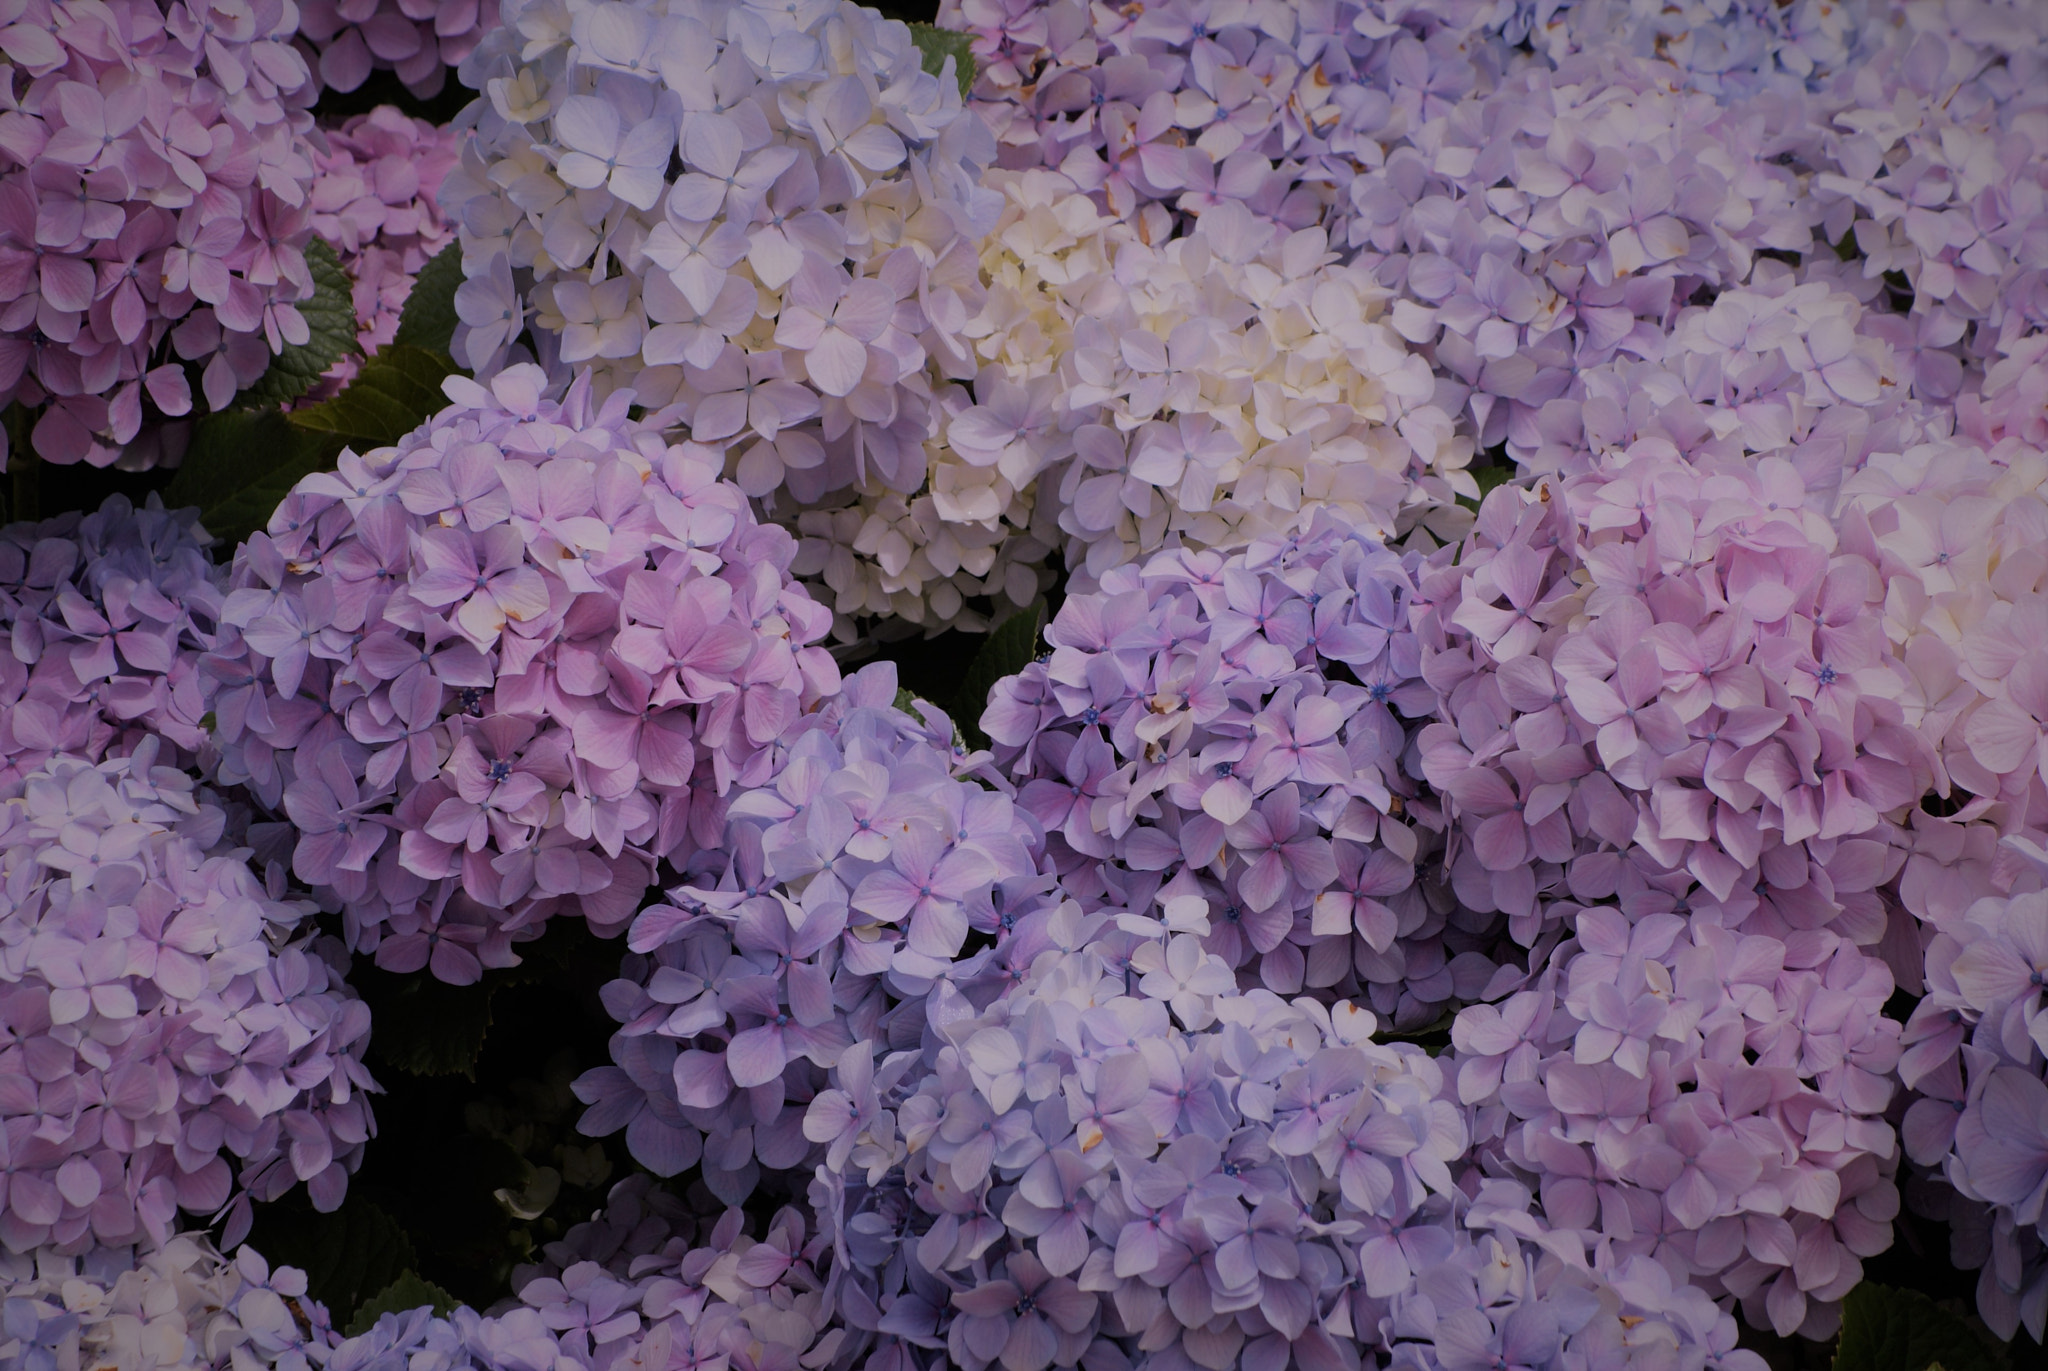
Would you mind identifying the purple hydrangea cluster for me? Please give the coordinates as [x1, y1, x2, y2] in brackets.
[983, 519, 1471, 1029]
[574, 661, 1052, 1202]
[0, 745, 375, 1255]
[0, 494, 225, 784]
[303, 107, 460, 399]
[787, 851, 1768, 1371]
[0, 0, 322, 467]
[207, 364, 841, 979]
[296, 0, 501, 100]
[443, 0, 1001, 609]
[0, 1236, 334, 1371]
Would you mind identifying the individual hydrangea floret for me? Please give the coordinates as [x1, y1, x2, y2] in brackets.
[207, 364, 841, 980]
[0, 746, 375, 1253]
[0, 0, 322, 467]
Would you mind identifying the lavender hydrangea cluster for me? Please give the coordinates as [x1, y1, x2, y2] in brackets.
[0, 745, 374, 1254]
[208, 364, 841, 979]
[303, 107, 460, 398]
[983, 519, 1467, 1027]
[296, 0, 501, 99]
[0, 0, 322, 466]
[0, 494, 224, 782]
[574, 661, 1051, 1201]
[442, 0, 1004, 634]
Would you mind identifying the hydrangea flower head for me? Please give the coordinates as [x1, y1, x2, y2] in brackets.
[209, 364, 841, 980]
[0, 746, 374, 1253]
[0, 0, 322, 466]
[444, 0, 1003, 633]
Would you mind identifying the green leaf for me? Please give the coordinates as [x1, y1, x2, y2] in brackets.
[162, 408, 345, 546]
[909, 22, 976, 99]
[290, 343, 458, 452]
[1833, 1283, 2008, 1371]
[354, 953, 556, 1080]
[345, 1271, 459, 1337]
[361, 975, 499, 1079]
[952, 600, 1046, 749]
[1455, 457, 1518, 513]
[392, 242, 464, 359]
[236, 239, 361, 409]
[244, 1193, 418, 1325]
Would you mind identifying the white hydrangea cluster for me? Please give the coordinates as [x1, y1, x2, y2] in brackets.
[794, 175, 1464, 623]
[0, 1237, 332, 1371]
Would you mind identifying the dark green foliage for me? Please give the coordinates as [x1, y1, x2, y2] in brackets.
[292, 919, 648, 1309]
[289, 343, 460, 451]
[167, 338, 458, 544]
[909, 21, 976, 97]
[244, 1192, 417, 1326]
[345, 1272, 459, 1337]
[162, 409, 345, 546]
[1833, 1284, 2009, 1371]
[235, 240, 361, 410]
[392, 242, 465, 359]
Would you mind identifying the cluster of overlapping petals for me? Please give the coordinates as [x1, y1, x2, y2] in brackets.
[209, 364, 841, 978]
[572, 660, 1053, 1202]
[296, 0, 500, 99]
[303, 106, 460, 397]
[0, 495, 223, 780]
[4, 0, 2048, 1365]
[0, 1237, 336, 1370]
[985, 520, 1459, 1028]
[898, 193, 1457, 613]
[442, 0, 1006, 639]
[0, 745, 374, 1256]
[0, 0, 322, 466]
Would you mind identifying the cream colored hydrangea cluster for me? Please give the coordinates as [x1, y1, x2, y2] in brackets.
[1040, 194, 1461, 586]
[792, 169, 1466, 631]
[0, 1237, 330, 1370]
[1837, 387, 2048, 933]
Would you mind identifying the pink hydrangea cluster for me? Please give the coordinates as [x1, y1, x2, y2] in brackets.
[295, 0, 500, 100]
[574, 662, 1053, 1204]
[0, 495, 225, 784]
[1809, 1, 2048, 390]
[0, 0, 321, 467]
[205, 365, 841, 982]
[1413, 455, 1927, 954]
[1450, 909, 1904, 1342]
[0, 745, 375, 1256]
[303, 106, 460, 397]
[981, 519, 1485, 1031]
